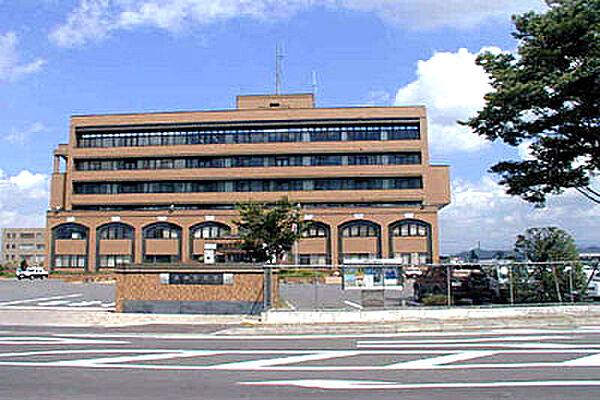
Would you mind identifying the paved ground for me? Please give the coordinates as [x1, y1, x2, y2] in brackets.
[0, 279, 411, 311]
[0, 279, 115, 311]
[2, 326, 600, 399]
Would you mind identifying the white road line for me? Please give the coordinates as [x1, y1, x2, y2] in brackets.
[2, 349, 600, 371]
[357, 343, 585, 349]
[239, 379, 600, 390]
[58, 328, 600, 340]
[344, 300, 363, 310]
[385, 351, 498, 369]
[53, 351, 219, 367]
[358, 335, 571, 345]
[68, 301, 102, 307]
[0, 306, 114, 311]
[0, 293, 82, 306]
[37, 300, 72, 306]
[0, 337, 128, 345]
[212, 351, 360, 370]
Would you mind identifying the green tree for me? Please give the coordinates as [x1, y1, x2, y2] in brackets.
[233, 197, 303, 264]
[513, 227, 584, 302]
[464, 0, 600, 205]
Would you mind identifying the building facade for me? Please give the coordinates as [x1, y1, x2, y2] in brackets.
[47, 94, 450, 272]
[2, 228, 46, 266]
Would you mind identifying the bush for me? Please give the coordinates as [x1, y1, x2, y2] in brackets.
[422, 295, 448, 306]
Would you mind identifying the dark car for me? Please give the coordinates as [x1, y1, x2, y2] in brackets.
[413, 266, 500, 304]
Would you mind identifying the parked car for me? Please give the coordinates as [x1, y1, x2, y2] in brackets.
[413, 266, 500, 304]
[16, 266, 48, 280]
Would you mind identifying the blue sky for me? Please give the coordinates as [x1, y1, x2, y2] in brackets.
[1, 0, 597, 253]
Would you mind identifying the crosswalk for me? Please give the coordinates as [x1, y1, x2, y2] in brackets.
[0, 294, 115, 311]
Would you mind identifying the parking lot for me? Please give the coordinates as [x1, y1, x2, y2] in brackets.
[0, 279, 115, 311]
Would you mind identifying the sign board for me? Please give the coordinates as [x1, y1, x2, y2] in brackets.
[343, 265, 403, 290]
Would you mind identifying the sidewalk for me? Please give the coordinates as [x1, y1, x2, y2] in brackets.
[2, 304, 600, 333]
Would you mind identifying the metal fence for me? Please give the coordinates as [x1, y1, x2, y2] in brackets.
[267, 261, 600, 311]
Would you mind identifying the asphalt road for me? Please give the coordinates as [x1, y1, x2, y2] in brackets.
[3, 326, 600, 399]
[0, 279, 115, 311]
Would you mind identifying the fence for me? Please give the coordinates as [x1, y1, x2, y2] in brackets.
[267, 261, 600, 311]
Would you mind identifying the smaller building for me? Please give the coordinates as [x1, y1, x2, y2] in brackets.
[1, 228, 46, 266]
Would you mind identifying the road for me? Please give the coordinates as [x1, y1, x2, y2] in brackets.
[3, 326, 600, 399]
[0, 279, 115, 311]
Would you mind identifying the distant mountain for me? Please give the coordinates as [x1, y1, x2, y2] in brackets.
[451, 249, 518, 261]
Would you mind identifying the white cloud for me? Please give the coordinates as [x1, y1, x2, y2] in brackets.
[0, 32, 45, 81]
[4, 122, 45, 145]
[440, 175, 600, 253]
[0, 169, 49, 229]
[50, 0, 546, 47]
[394, 47, 504, 154]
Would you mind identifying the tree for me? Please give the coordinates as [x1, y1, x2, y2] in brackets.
[233, 197, 303, 264]
[513, 227, 584, 302]
[464, 0, 600, 205]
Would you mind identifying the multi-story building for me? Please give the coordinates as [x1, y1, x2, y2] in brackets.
[1, 228, 46, 266]
[47, 94, 450, 272]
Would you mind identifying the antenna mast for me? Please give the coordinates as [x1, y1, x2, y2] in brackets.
[312, 70, 318, 96]
[275, 43, 285, 95]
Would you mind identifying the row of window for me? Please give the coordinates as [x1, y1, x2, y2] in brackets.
[4, 232, 43, 239]
[74, 153, 422, 171]
[73, 178, 423, 195]
[54, 255, 86, 268]
[72, 201, 423, 211]
[53, 221, 430, 242]
[5, 243, 45, 250]
[76, 124, 420, 148]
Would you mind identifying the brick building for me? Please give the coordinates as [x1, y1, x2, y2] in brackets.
[1, 228, 46, 266]
[47, 94, 450, 272]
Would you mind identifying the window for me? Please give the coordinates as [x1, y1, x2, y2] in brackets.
[340, 222, 379, 238]
[99, 255, 132, 268]
[301, 223, 328, 238]
[98, 223, 134, 240]
[76, 124, 419, 148]
[394, 252, 428, 265]
[53, 224, 88, 240]
[143, 223, 180, 239]
[192, 224, 231, 239]
[54, 255, 86, 268]
[392, 221, 429, 237]
[20, 233, 35, 239]
[298, 254, 328, 265]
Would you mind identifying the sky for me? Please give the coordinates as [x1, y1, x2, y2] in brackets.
[0, 0, 598, 254]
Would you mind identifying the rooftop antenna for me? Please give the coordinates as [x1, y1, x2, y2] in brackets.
[312, 70, 318, 97]
[275, 43, 285, 95]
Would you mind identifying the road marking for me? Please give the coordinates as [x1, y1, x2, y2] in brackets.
[344, 300, 363, 310]
[58, 328, 599, 340]
[386, 351, 498, 369]
[0, 337, 128, 345]
[68, 301, 103, 307]
[0, 306, 114, 311]
[239, 379, 600, 390]
[212, 351, 360, 370]
[357, 342, 585, 349]
[0, 293, 82, 306]
[1, 349, 600, 371]
[358, 335, 571, 345]
[37, 300, 72, 306]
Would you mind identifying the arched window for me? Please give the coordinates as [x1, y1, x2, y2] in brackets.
[301, 222, 329, 238]
[98, 223, 134, 240]
[52, 223, 88, 240]
[391, 220, 429, 237]
[389, 219, 432, 264]
[96, 223, 135, 268]
[143, 223, 180, 239]
[51, 223, 89, 269]
[338, 220, 381, 263]
[340, 222, 378, 237]
[142, 223, 182, 264]
[191, 222, 231, 239]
